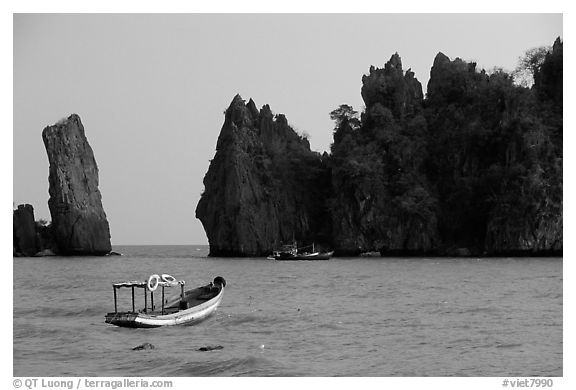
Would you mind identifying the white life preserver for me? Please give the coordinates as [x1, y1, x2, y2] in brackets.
[161, 274, 178, 286]
[147, 274, 160, 292]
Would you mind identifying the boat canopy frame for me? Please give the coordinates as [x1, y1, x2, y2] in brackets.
[111, 280, 186, 316]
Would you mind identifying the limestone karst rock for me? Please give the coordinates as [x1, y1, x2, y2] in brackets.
[197, 39, 562, 257]
[330, 53, 439, 255]
[42, 114, 111, 255]
[196, 95, 331, 256]
[425, 47, 562, 256]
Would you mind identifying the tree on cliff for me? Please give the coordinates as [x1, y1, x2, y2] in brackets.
[512, 45, 551, 87]
[330, 104, 360, 128]
[329, 104, 360, 148]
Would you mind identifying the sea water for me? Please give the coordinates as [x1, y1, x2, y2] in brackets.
[13, 246, 562, 376]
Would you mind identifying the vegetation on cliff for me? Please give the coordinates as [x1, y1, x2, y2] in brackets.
[329, 54, 439, 255]
[329, 38, 562, 256]
[197, 38, 562, 257]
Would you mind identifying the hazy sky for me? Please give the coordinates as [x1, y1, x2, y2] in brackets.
[13, 14, 562, 245]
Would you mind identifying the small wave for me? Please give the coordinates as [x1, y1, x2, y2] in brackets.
[348, 292, 370, 299]
[275, 275, 298, 281]
[495, 342, 523, 349]
[28, 305, 104, 319]
[221, 313, 264, 326]
[220, 312, 290, 328]
[422, 285, 450, 291]
[14, 323, 63, 339]
[316, 322, 347, 331]
[532, 292, 562, 299]
[467, 307, 499, 313]
[165, 355, 275, 376]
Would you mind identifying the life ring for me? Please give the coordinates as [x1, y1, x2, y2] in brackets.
[147, 274, 160, 292]
[161, 274, 178, 286]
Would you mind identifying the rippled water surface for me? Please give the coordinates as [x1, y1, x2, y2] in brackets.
[13, 246, 562, 376]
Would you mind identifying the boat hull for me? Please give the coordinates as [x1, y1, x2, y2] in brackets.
[274, 251, 334, 261]
[105, 287, 224, 328]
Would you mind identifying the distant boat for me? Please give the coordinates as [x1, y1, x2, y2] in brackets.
[105, 274, 226, 328]
[268, 242, 333, 261]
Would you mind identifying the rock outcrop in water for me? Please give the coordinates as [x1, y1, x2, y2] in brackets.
[198, 345, 224, 352]
[13, 204, 58, 257]
[132, 343, 155, 351]
[197, 39, 562, 257]
[196, 95, 331, 256]
[42, 114, 112, 255]
[13, 204, 39, 257]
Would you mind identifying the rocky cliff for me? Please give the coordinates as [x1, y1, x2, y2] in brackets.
[42, 114, 112, 255]
[424, 45, 562, 255]
[196, 95, 331, 256]
[197, 40, 562, 257]
[330, 53, 440, 255]
[483, 39, 563, 255]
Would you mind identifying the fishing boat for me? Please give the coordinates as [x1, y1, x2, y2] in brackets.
[104, 274, 226, 328]
[269, 242, 333, 261]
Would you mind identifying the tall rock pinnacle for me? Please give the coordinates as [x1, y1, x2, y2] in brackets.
[42, 114, 111, 255]
[196, 95, 331, 256]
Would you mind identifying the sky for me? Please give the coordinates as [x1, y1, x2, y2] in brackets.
[13, 13, 563, 245]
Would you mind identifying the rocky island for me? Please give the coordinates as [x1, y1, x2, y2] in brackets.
[198, 38, 563, 257]
[13, 114, 112, 256]
[13, 204, 42, 257]
[196, 95, 331, 256]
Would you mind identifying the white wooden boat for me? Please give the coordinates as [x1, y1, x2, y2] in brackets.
[105, 275, 226, 328]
